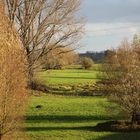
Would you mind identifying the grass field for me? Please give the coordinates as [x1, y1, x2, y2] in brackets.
[25, 95, 140, 140]
[35, 68, 99, 86]
[35, 67, 100, 95]
[27, 66, 140, 140]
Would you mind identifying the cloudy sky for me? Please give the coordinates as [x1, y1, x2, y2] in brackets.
[78, 0, 140, 53]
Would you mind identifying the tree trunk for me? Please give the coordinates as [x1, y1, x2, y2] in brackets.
[131, 111, 140, 124]
[0, 134, 3, 140]
[27, 67, 34, 88]
[27, 54, 34, 88]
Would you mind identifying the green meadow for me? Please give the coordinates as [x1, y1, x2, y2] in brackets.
[36, 69, 98, 85]
[26, 66, 140, 140]
[26, 95, 140, 140]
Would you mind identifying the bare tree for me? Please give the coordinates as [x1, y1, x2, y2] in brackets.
[98, 40, 140, 124]
[0, 2, 27, 139]
[4, 0, 83, 86]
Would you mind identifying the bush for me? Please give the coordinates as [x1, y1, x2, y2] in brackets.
[81, 57, 94, 69]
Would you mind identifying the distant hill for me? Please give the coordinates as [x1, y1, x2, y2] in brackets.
[79, 51, 105, 63]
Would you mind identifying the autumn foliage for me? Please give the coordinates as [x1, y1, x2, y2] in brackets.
[0, 2, 27, 140]
[98, 40, 140, 124]
[41, 46, 79, 70]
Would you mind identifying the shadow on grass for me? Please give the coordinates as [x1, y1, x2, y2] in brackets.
[26, 115, 121, 123]
[90, 133, 140, 140]
[26, 124, 140, 133]
[26, 126, 95, 131]
[26, 116, 140, 140]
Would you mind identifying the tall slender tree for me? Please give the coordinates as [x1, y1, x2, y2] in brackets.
[0, 1, 27, 139]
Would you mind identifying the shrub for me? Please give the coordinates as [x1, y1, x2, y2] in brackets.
[81, 57, 94, 69]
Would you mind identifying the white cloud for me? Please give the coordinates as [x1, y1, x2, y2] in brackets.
[85, 23, 140, 37]
[128, 27, 137, 34]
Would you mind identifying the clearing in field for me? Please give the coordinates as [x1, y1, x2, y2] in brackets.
[36, 69, 98, 85]
[34, 66, 100, 96]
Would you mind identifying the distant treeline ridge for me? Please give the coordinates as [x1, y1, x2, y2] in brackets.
[79, 51, 107, 63]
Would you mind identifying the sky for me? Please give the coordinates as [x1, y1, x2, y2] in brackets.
[78, 0, 140, 53]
